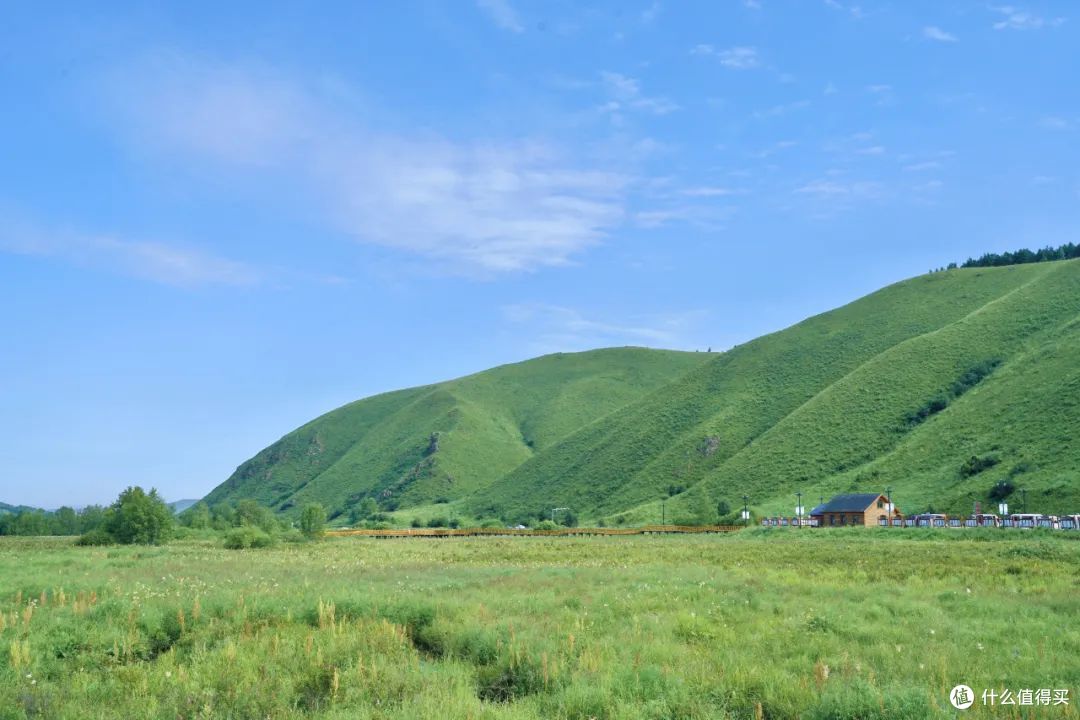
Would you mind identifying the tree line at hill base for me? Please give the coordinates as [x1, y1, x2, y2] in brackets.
[0, 487, 329, 548]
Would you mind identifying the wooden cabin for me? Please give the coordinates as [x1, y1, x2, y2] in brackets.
[809, 493, 901, 527]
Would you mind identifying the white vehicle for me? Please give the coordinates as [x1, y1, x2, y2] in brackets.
[908, 513, 948, 528]
[1059, 515, 1080, 530]
[1007, 513, 1045, 529]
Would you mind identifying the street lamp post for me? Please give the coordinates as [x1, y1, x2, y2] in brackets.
[885, 486, 893, 528]
[742, 494, 749, 527]
[1021, 488, 1027, 513]
[796, 491, 804, 528]
[996, 482, 1009, 522]
[551, 507, 569, 524]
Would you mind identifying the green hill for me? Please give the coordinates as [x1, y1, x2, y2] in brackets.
[205, 259, 1080, 523]
[203, 348, 711, 519]
[477, 260, 1080, 522]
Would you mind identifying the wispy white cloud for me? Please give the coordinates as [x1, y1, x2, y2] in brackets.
[640, 1, 662, 24]
[752, 100, 810, 119]
[824, 0, 865, 19]
[1039, 116, 1070, 129]
[692, 45, 759, 69]
[911, 179, 943, 193]
[866, 84, 896, 106]
[1, 216, 258, 287]
[476, 0, 524, 33]
[822, 131, 886, 159]
[719, 46, 760, 69]
[903, 160, 941, 172]
[632, 202, 734, 231]
[599, 71, 679, 116]
[680, 186, 736, 197]
[795, 179, 883, 198]
[503, 303, 704, 352]
[922, 26, 958, 42]
[105, 55, 630, 275]
[991, 5, 1066, 30]
[753, 140, 798, 158]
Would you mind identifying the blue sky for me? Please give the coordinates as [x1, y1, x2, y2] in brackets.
[2, 1, 1077, 508]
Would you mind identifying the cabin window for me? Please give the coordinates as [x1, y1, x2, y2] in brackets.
[877, 499, 884, 508]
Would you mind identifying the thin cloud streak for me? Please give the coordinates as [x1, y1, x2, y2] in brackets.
[922, 26, 957, 42]
[990, 6, 1065, 30]
[692, 44, 759, 69]
[476, 0, 524, 33]
[1, 217, 259, 287]
[502, 303, 705, 352]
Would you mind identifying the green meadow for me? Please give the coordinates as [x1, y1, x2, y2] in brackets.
[2, 531, 1078, 719]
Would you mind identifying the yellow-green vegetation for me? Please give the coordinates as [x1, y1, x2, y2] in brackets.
[2, 532, 1077, 719]
[200, 259, 1080, 527]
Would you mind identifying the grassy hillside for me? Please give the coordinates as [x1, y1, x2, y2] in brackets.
[205, 259, 1080, 524]
[203, 348, 710, 519]
[476, 260, 1080, 522]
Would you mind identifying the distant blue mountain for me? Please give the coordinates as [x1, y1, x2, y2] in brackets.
[167, 499, 200, 514]
[0, 502, 40, 514]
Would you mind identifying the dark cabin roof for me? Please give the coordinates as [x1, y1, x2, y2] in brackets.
[809, 493, 884, 515]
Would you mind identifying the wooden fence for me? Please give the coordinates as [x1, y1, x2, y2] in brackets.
[327, 524, 744, 539]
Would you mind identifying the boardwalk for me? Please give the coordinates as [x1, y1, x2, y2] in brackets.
[328, 524, 744, 539]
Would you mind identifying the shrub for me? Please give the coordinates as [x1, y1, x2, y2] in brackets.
[903, 395, 949, 427]
[534, 520, 560, 531]
[223, 527, 275, 549]
[75, 528, 114, 546]
[426, 516, 450, 528]
[960, 454, 1000, 478]
[989, 480, 1015, 501]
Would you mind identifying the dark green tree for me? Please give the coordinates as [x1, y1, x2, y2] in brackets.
[185, 501, 211, 529]
[356, 497, 379, 522]
[78, 505, 106, 533]
[52, 506, 80, 535]
[300, 503, 327, 539]
[234, 499, 278, 532]
[103, 487, 174, 545]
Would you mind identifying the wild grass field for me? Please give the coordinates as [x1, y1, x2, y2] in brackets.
[2, 531, 1077, 719]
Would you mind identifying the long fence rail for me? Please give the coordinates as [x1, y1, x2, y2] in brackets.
[328, 525, 744, 539]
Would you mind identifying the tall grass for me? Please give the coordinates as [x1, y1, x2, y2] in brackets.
[1, 531, 1077, 718]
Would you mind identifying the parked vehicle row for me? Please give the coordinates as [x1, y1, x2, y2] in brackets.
[759, 513, 1080, 529]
